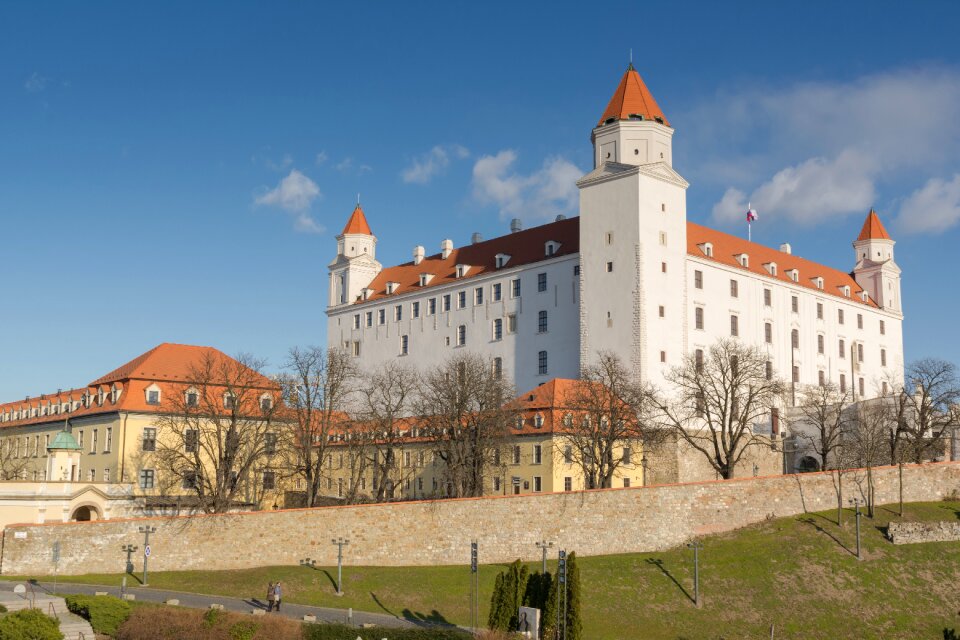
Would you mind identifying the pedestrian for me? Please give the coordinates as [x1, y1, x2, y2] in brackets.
[273, 581, 282, 612]
[266, 581, 275, 612]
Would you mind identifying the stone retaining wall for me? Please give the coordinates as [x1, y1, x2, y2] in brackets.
[3, 462, 958, 576]
[887, 520, 960, 544]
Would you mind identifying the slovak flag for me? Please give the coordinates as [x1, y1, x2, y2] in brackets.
[746, 202, 758, 223]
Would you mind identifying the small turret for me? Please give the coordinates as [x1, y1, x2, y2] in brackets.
[328, 204, 382, 307]
[852, 209, 901, 313]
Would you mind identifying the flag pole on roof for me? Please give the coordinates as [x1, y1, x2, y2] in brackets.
[746, 202, 758, 242]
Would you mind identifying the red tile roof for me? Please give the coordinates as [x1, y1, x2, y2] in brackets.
[856, 209, 891, 241]
[341, 204, 373, 235]
[597, 64, 670, 127]
[357, 217, 579, 303]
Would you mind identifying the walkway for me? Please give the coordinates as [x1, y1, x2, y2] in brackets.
[0, 586, 94, 640]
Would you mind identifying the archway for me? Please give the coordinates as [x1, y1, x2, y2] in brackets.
[797, 456, 821, 473]
[71, 505, 101, 522]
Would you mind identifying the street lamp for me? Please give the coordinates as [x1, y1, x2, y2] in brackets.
[138, 526, 157, 586]
[686, 540, 702, 608]
[299, 558, 317, 570]
[121, 544, 138, 575]
[640, 455, 649, 487]
[848, 497, 864, 560]
[535, 540, 554, 574]
[331, 537, 349, 596]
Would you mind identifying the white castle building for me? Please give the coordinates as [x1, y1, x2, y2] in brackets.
[326, 64, 904, 400]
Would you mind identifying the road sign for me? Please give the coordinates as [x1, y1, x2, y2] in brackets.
[470, 542, 478, 573]
[144, 545, 151, 558]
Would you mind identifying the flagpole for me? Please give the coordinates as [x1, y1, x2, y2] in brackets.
[748, 221, 752, 243]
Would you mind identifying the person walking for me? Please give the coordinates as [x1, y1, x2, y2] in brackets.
[273, 581, 282, 612]
[266, 581, 275, 612]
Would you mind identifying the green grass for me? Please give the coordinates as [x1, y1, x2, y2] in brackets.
[9, 501, 960, 639]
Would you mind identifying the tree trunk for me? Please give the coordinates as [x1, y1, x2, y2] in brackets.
[898, 462, 904, 517]
[836, 470, 843, 527]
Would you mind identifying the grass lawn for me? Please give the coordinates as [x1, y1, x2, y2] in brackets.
[9, 500, 960, 639]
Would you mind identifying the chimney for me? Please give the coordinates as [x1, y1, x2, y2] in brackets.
[471, 232, 483, 244]
[779, 243, 792, 255]
[413, 245, 425, 265]
[510, 218, 523, 233]
[555, 214, 566, 222]
[441, 239, 453, 260]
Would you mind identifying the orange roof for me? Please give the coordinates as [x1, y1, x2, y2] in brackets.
[358, 217, 579, 303]
[597, 63, 670, 127]
[687, 222, 877, 307]
[89, 343, 255, 386]
[856, 209, 891, 241]
[341, 204, 372, 235]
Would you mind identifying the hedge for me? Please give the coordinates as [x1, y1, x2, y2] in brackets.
[303, 623, 471, 640]
[0, 608, 63, 640]
[64, 594, 132, 636]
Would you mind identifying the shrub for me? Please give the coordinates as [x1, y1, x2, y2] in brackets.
[116, 606, 301, 640]
[0, 608, 63, 640]
[303, 623, 471, 640]
[64, 594, 131, 636]
[229, 619, 259, 640]
[0, 603, 7, 613]
[204, 607, 225, 628]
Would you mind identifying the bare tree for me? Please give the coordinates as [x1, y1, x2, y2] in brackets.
[844, 399, 892, 517]
[277, 346, 356, 508]
[656, 339, 786, 480]
[153, 351, 279, 513]
[416, 352, 514, 498]
[556, 352, 660, 489]
[355, 361, 420, 501]
[0, 437, 32, 481]
[794, 383, 851, 472]
[897, 359, 960, 463]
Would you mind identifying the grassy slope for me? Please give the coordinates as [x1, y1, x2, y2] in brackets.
[12, 501, 960, 639]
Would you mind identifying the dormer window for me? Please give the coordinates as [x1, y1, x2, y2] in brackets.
[765, 262, 777, 276]
[736, 253, 749, 268]
[700, 242, 713, 257]
[787, 269, 799, 282]
[495, 253, 511, 269]
[545, 241, 560, 257]
[515, 415, 524, 429]
[419, 273, 434, 287]
[860, 291, 869, 302]
[361, 288, 372, 300]
[145, 383, 162, 406]
[813, 277, 824, 290]
[223, 392, 236, 410]
[455, 264, 470, 278]
[534, 413, 544, 428]
[386, 282, 400, 295]
[185, 388, 199, 407]
[111, 383, 121, 403]
[260, 394, 273, 412]
[842, 285, 851, 298]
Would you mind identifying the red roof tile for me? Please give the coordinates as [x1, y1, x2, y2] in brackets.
[598, 64, 670, 127]
[856, 209, 891, 241]
[341, 204, 372, 235]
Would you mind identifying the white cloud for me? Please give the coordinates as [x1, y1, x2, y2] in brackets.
[315, 151, 328, 165]
[895, 174, 960, 234]
[472, 150, 581, 223]
[402, 144, 470, 184]
[254, 169, 324, 233]
[335, 157, 373, 175]
[24, 72, 48, 92]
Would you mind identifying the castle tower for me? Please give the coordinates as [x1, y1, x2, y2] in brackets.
[578, 64, 689, 385]
[328, 204, 382, 307]
[852, 209, 902, 313]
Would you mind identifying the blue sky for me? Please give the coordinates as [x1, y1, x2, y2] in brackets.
[2, 1, 960, 399]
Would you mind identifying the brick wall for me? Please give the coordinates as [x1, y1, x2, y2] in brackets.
[3, 462, 958, 576]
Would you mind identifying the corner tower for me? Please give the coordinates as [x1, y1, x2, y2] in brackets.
[328, 204, 382, 307]
[852, 209, 901, 314]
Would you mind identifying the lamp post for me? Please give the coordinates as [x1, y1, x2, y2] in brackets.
[686, 540, 702, 607]
[535, 540, 554, 574]
[331, 537, 349, 596]
[641, 455, 649, 487]
[299, 558, 316, 570]
[138, 525, 157, 586]
[121, 544, 138, 575]
[848, 497, 863, 560]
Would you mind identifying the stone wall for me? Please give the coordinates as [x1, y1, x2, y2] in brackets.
[887, 520, 960, 545]
[3, 462, 959, 576]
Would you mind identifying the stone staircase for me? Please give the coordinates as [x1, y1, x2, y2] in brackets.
[0, 588, 95, 640]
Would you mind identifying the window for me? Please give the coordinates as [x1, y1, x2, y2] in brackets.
[817, 303, 823, 320]
[351, 341, 361, 357]
[428, 298, 436, 315]
[574, 265, 580, 276]
[261, 396, 273, 412]
[182, 468, 197, 490]
[442, 295, 451, 312]
[658, 305, 665, 318]
[105, 427, 112, 453]
[857, 343, 864, 363]
[263, 471, 276, 491]
[730, 279, 738, 298]
[606, 262, 613, 273]
[858, 377, 865, 397]
[538, 273, 547, 292]
[791, 329, 799, 349]
[818, 370, 826, 387]
[512, 445, 521, 464]
[764, 322, 772, 344]
[400, 334, 409, 355]
[147, 389, 160, 405]
[660, 231, 668, 246]
[224, 393, 236, 410]
[91, 429, 98, 454]
[457, 325, 466, 346]
[493, 477, 501, 492]
[623, 478, 631, 488]
[103, 468, 111, 483]
[538, 350, 548, 375]
[694, 270, 703, 289]
[857, 313, 863, 329]
[695, 392, 705, 417]
[838, 309, 846, 325]
[457, 291, 466, 309]
[730, 355, 739, 376]
[139, 469, 155, 489]
[264, 433, 277, 455]
[839, 339, 846, 358]
[695, 349, 704, 373]
[764, 289, 771, 306]
[184, 429, 198, 453]
[492, 318, 503, 341]
[792, 366, 800, 384]
[538, 310, 548, 333]
[533, 445, 542, 464]
[606, 232, 614, 245]
[511, 279, 521, 297]
[533, 476, 542, 492]
[564, 477, 572, 492]
[493, 357, 503, 379]
[394, 304, 402, 321]
[78, 430, 84, 448]
[412, 301, 420, 318]
[765, 360, 773, 381]
[378, 309, 386, 325]
[353, 314, 361, 330]
[791, 296, 798, 313]
[475, 287, 484, 305]
[365, 311, 373, 327]
[730, 315, 739, 337]
[563, 445, 573, 464]
[660, 350, 666, 362]
[880, 320, 886, 335]
[881, 348, 887, 367]
[507, 314, 517, 333]
[492, 283, 502, 302]
[840, 374, 847, 393]
[661, 262, 667, 273]
[622, 447, 632, 464]
[818, 334, 825, 354]
[694, 307, 704, 330]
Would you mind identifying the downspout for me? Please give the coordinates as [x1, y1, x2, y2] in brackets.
[120, 413, 128, 485]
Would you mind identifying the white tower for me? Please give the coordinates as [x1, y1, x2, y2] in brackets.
[852, 209, 902, 313]
[578, 64, 689, 386]
[328, 204, 382, 307]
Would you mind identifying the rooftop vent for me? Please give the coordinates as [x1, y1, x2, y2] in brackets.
[441, 239, 453, 260]
[555, 214, 566, 222]
[628, 113, 645, 121]
[779, 243, 792, 255]
[510, 218, 523, 234]
[471, 232, 483, 244]
[413, 245, 425, 265]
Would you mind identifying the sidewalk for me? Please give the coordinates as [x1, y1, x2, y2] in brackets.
[0, 579, 426, 630]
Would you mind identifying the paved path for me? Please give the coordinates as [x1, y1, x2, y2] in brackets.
[0, 579, 437, 630]
[0, 587, 95, 640]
